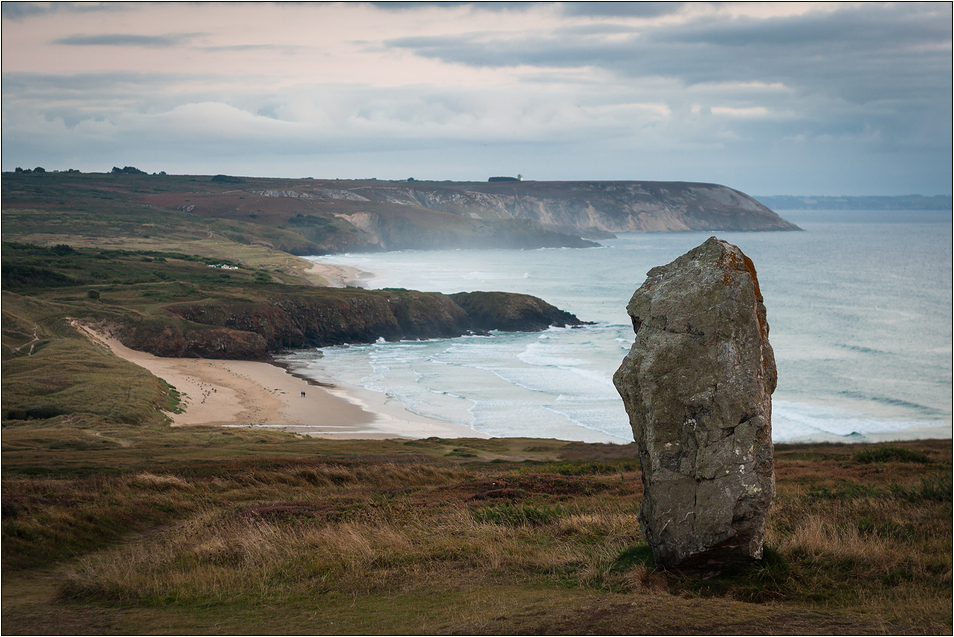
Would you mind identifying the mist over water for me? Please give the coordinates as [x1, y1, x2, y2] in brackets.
[285, 210, 953, 444]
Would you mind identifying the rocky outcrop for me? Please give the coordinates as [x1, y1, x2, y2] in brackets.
[115, 288, 586, 359]
[117, 319, 270, 360]
[449, 291, 585, 332]
[613, 237, 776, 571]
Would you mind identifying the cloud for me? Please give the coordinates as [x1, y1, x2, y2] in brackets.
[710, 106, 771, 118]
[559, 2, 687, 19]
[1, 1, 950, 194]
[1, 1, 123, 21]
[377, 2, 951, 175]
[200, 44, 306, 54]
[371, 2, 536, 14]
[385, 3, 951, 105]
[53, 33, 199, 47]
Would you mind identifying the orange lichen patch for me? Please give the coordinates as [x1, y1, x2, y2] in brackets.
[718, 246, 743, 287]
[716, 245, 763, 301]
[741, 253, 763, 301]
[717, 245, 770, 342]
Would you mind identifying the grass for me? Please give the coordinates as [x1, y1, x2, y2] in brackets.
[2, 433, 950, 635]
[1, 291, 180, 426]
[854, 445, 932, 465]
[1, 170, 590, 258]
[2, 171, 335, 286]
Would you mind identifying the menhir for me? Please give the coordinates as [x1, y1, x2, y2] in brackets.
[613, 236, 776, 571]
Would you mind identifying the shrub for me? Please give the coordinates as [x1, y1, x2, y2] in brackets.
[854, 446, 931, 464]
[50, 244, 74, 256]
[472, 502, 568, 527]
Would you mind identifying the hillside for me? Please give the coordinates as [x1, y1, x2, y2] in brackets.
[2, 431, 950, 634]
[359, 179, 801, 236]
[2, 171, 798, 255]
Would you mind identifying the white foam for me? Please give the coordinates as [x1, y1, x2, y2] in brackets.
[772, 400, 950, 443]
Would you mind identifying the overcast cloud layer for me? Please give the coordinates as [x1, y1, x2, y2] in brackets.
[2, 1, 951, 195]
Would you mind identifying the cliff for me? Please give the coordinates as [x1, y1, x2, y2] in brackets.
[241, 179, 799, 244]
[448, 291, 584, 332]
[324, 180, 800, 238]
[2, 172, 798, 257]
[134, 175, 798, 250]
[1, 243, 587, 364]
[116, 288, 586, 360]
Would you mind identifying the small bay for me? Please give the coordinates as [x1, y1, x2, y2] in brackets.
[284, 210, 953, 444]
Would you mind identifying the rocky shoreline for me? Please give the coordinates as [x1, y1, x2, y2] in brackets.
[111, 288, 588, 361]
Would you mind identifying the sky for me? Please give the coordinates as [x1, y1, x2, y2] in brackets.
[2, 1, 951, 196]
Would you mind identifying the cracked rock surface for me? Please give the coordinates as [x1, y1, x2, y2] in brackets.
[614, 236, 776, 571]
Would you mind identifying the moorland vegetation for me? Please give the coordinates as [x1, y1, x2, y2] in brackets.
[2, 431, 950, 634]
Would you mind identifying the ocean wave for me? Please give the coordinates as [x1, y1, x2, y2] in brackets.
[772, 400, 949, 442]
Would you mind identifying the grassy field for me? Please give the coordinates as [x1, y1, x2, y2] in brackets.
[1, 170, 592, 256]
[2, 428, 951, 635]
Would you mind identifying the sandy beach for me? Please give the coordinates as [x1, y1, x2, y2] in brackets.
[305, 261, 371, 288]
[77, 325, 486, 439]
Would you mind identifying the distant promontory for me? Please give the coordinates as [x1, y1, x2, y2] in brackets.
[754, 194, 953, 211]
[2, 171, 799, 254]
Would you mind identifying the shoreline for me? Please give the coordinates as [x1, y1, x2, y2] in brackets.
[77, 325, 487, 440]
[75, 325, 950, 445]
[304, 260, 372, 288]
[776, 425, 953, 446]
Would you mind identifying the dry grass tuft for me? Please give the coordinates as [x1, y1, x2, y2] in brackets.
[128, 472, 192, 491]
[626, 565, 670, 593]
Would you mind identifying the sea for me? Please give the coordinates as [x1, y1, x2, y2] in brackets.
[282, 210, 953, 444]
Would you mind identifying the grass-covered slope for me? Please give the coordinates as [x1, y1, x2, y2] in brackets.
[1, 432, 950, 634]
[1, 170, 597, 252]
[2, 291, 180, 427]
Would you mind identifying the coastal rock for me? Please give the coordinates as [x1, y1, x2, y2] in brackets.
[118, 319, 270, 360]
[613, 236, 776, 571]
[117, 289, 586, 359]
[449, 291, 585, 332]
[163, 289, 471, 350]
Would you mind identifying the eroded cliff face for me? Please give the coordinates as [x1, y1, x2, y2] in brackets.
[113, 289, 585, 359]
[139, 176, 798, 253]
[118, 321, 271, 360]
[294, 180, 800, 239]
[335, 210, 596, 251]
[448, 291, 585, 332]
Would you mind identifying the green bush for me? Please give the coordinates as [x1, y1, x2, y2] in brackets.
[854, 446, 931, 464]
[472, 503, 567, 527]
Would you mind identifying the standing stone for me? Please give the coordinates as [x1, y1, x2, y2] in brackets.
[613, 236, 776, 571]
